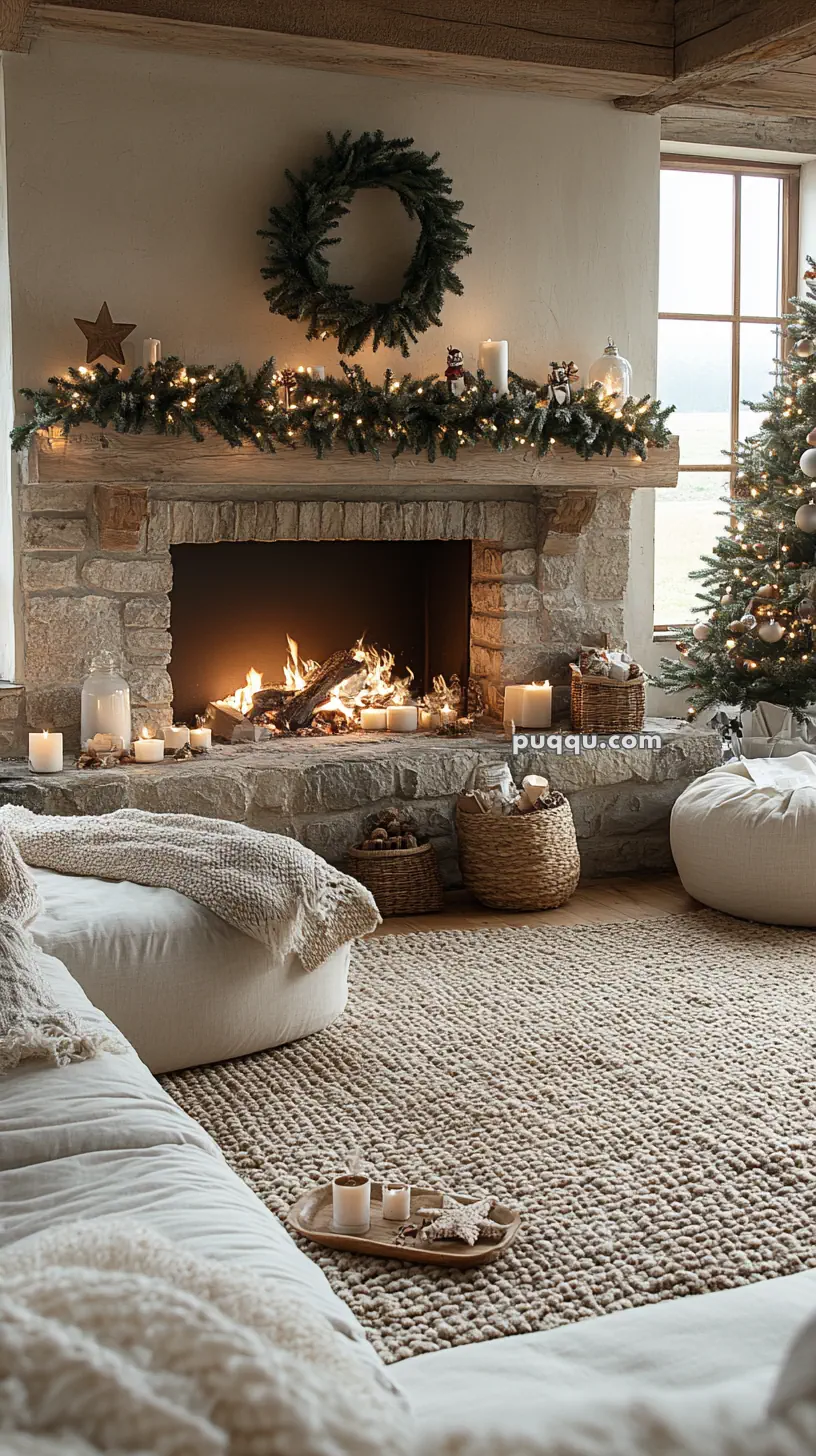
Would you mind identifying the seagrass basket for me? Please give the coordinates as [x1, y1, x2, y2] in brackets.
[569, 663, 646, 734]
[346, 840, 444, 917]
[456, 800, 580, 911]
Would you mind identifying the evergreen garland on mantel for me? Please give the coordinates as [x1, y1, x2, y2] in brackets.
[12, 357, 674, 464]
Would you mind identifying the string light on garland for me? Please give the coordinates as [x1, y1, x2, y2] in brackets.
[11, 357, 675, 464]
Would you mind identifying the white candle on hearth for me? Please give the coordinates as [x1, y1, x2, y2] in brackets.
[502, 684, 527, 732]
[382, 1183, 411, 1221]
[386, 704, 418, 733]
[28, 730, 62, 774]
[360, 708, 388, 732]
[419, 708, 435, 731]
[162, 723, 190, 751]
[439, 704, 456, 726]
[142, 338, 161, 366]
[190, 726, 212, 751]
[478, 339, 509, 396]
[134, 730, 164, 762]
[332, 1173, 371, 1235]
[521, 681, 552, 729]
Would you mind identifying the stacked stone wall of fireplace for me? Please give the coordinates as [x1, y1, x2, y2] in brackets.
[10, 432, 655, 749]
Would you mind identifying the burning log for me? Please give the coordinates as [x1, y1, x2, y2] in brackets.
[203, 699, 246, 741]
[249, 687, 290, 721]
[279, 648, 360, 731]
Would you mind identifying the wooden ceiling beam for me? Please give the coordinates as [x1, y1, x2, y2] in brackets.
[661, 103, 816, 150]
[29, 1, 674, 80]
[1, 0, 35, 51]
[616, 2, 816, 115]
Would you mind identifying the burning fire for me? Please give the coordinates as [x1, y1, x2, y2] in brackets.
[221, 636, 416, 725]
[221, 667, 263, 715]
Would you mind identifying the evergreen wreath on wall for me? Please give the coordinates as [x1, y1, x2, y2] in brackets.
[259, 130, 473, 356]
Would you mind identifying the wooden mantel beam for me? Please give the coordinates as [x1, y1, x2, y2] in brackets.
[616, 2, 816, 115]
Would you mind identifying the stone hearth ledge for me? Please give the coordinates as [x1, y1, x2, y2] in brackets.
[0, 720, 720, 885]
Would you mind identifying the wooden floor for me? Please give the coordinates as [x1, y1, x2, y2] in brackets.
[374, 871, 699, 936]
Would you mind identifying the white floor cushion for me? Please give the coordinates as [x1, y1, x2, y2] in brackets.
[28, 868, 350, 1073]
[670, 753, 816, 925]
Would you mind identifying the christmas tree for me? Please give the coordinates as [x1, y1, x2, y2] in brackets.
[657, 260, 816, 718]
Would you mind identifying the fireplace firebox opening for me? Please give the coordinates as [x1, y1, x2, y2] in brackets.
[169, 540, 472, 725]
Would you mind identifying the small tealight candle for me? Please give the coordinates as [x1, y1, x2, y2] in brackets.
[28, 730, 63, 774]
[360, 708, 388, 732]
[439, 704, 456, 726]
[521, 681, 552, 729]
[190, 726, 212, 751]
[382, 1183, 411, 1221]
[502, 684, 527, 733]
[332, 1173, 371, 1235]
[162, 723, 190, 751]
[134, 730, 164, 762]
[386, 704, 418, 733]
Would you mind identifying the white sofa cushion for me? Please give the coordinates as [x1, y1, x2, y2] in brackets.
[671, 754, 816, 925]
[28, 868, 350, 1073]
[0, 948, 387, 1384]
[395, 1272, 816, 1450]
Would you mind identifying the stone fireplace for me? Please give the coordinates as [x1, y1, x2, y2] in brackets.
[0, 428, 720, 884]
[10, 428, 681, 744]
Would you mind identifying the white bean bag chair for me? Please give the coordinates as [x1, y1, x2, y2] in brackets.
[671, 751, 816, 925]
[27, 868, 350, 1074]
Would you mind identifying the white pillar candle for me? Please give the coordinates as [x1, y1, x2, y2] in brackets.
[142, 338, 161, 366]
[478, 339, 509, 396]
[28, 730, 62, 774]
[162, 723, 190, 751]
[419, 708, 435, 730]
[134, 732, 164, 762]
[386, 704, 418, 733]
[503, 684, 527, 731]
[382, 1183, 411, 1221]
[360, 708, 388, 731]
[521, 681, 552, 729]
[332, 1174, 371, 1235]
[190, 726, 212, 751]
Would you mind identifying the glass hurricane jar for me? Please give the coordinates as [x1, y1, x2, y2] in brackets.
[80, 652, 132, 750]
[588, 338, 632, 403]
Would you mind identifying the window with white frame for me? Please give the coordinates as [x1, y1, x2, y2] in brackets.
[654, 157, 799, 631]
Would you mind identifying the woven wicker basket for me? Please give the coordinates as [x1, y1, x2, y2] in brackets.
[569, 664, 646, 733]
[456, 800, 580, 911]
[346, 840, 444, 917]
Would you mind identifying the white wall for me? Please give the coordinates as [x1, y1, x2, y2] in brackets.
[1, 33, 661, 674]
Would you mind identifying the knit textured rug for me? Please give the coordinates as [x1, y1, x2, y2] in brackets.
[161, 910, 816, 1364]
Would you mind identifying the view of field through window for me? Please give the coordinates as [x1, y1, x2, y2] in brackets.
[654, 163, 791, 627]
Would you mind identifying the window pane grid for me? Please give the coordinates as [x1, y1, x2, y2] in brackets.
[655, 157, 796, 630]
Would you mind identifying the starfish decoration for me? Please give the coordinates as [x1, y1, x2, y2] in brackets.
[417, 1194, 505, 1247]
[74, 302, 136, 365]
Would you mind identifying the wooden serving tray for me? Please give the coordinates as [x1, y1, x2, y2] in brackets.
[288, 1182, 520, 1268]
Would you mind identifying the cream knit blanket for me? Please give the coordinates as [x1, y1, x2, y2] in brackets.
[0, 1220, 406, 1456]
[0, 805, 380, 971]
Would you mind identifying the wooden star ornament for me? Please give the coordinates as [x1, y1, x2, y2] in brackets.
[417, 1194, 505, 1247]
[74, 302, 136, 365]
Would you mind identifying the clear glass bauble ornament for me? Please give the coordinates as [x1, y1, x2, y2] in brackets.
[798, 597, 816, 620]
[588, 338, 632, 402]
[740, 613, 757, 628]
[794, 337, 815, 359]
[80, 651, 132, 749]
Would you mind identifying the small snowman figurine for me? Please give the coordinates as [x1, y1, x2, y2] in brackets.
[445, 345, 466, 398]
[546, 361, 578, 408]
